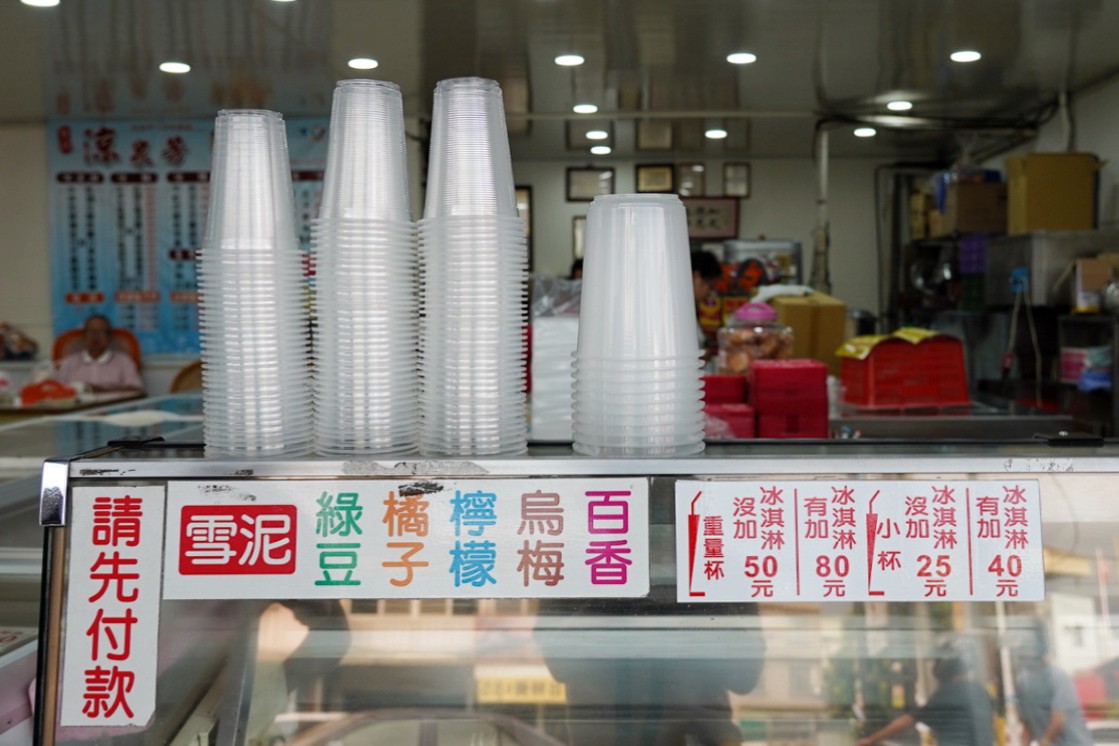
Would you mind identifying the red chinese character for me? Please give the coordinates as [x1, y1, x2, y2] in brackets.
[84, 126, 120, 166]
[760, 486, 784, 505]
[86, 608, 137, 661]
[88, 552, 139, 603]
[932, 485, 956, 505]
[129, 140, 154, 168]
[81, 666, 135, 719]
[92, 495, 143, 547]
[831, 486, 856, 504]
[162, 135, 188, 166]
[1003, 484, 1028, 504]
[732, 497, 755, 517]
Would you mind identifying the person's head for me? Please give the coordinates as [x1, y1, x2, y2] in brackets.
[691, 250, 722, 302]
[931, 635, 976, 682]
[569, 258, 584, 280]
[1008, 624, 1049, 670]
[82, 314, 112, 358]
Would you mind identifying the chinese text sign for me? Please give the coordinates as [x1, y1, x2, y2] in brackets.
[676, 480, 1043, 602]
[164, 479, 649, 599]
[61, 487, 164, 727]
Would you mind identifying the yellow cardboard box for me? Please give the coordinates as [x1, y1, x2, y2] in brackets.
[770, 291, 847, 376]
[1006, 152, 1098, 234]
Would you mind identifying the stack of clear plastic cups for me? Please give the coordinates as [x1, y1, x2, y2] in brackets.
[311, 79, 418, 456]
[572, 194, 705, 457]
[198, 109, 313, 458]
[419, 77, 528, 456]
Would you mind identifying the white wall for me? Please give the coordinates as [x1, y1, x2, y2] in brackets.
[514, 157, 887, 315]
[0, 126, 51, 348]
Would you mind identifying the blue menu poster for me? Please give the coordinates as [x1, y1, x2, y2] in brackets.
[47, 118, 327, 354]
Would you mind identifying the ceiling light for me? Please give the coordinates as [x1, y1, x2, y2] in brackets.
[20, 0, 60, 6]
[159, 61, 191, 74]
[692, 164, 705, 172]
[590, 145, 611, 155]
[854, 127, 877, 138]
[347, 57, 379, 70]
[950, 50, 982, 63]
[573, 103, 598, 114]
[585, 129, 609, 141]
[555, 54, 585, 67]
[726, 52, 757, 65]
[705, 128, 729, 140]
[271, 0, 296, 3]
[886, 100, 913, 111]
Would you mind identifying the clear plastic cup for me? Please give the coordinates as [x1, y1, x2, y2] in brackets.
[423, 78, 518, 220]
[575, 193, 697, 361]
[318, 79, 411, 222]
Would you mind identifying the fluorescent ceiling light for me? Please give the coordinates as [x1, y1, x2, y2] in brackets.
[590, 145, 611, 155]
[886, 100, 913, 111]
[573, 103, 598, 114]
[347, 57, 379, 70]
[726, 52, 757, 65]
[854, 127, 877, 138]
[585, 129, 609, 140]
[159, 61, 191, 74]
[950, 50, 982, 63]
[705, 128, 728, 140]
[555, 54, 585, 67]
[20, 0, 60, 6]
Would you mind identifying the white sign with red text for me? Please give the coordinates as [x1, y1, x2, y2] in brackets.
[164, 479, 649, 599]
[677, 480, 1043, 602]
[61, 487, 164, 727]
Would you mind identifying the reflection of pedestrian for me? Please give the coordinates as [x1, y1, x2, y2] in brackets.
[1014, 630, 1093, 746]
[535, 588, 765, 746]
[857, 640, 994, 746]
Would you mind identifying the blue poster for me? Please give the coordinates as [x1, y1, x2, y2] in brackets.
[47, 118, 327, 354]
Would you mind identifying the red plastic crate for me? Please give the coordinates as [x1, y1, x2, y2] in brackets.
[757, 411, 828, 438]
[702, 374, 748, 405]
[705, 403, 755, 438]
[748, 359, 828, 414]
[841, 335, 969, 408]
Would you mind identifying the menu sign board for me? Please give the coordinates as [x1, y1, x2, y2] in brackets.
[165, 479, 650, 599]
[676, 480, 1044, 602]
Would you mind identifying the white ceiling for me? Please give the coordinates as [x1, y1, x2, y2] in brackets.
[3, 0, 1119, 161]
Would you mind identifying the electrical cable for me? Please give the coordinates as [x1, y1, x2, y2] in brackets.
[1024, 296, 1044, 407]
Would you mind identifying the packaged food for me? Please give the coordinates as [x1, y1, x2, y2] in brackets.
[716, 302, 794, 374]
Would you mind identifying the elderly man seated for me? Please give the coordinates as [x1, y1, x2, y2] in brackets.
[57, 315, 144, 393]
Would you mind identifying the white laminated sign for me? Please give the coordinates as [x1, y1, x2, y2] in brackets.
[165, 479, 649, 599]
[61, 486, 164, 727]
[676, 479, 1044, 602]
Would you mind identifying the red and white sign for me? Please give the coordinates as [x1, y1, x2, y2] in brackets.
[676, 479, 1043, 602]
[61, 487, 163, 727]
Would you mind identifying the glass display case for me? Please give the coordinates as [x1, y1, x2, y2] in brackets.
[32, 441, 1119, 746]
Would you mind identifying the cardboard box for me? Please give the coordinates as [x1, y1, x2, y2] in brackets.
[1006, 152, 1098, 235]
[935, 182, 1007, 235]
[909, 190, 933, 240]
[1071, 257, 1111, 312]
[769, 292, 847, 376]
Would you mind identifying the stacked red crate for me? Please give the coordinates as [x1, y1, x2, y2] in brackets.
[840, 332, 968, 409]
[749, 359, 828, 438]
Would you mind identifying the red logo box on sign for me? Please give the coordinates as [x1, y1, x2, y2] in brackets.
[179, 505, 297, 575]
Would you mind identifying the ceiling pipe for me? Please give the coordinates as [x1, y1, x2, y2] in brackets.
[810, 122, 830, 294]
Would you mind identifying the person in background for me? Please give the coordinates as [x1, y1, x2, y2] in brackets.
[1013, 627, 1093, 746]
[691, 249, 723, 357]
[57, 314, 144, 392]
[569, 257, 584, 280]
[857, 638, 994, 746]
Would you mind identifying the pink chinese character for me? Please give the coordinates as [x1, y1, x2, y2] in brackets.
[932, 485, 956, 505]
[1003, 485, 1028, 504]
[976, 495, 999, 516]
[831, 486, 856, 504]
[760, 486, 784, 505]
[905, 495, 928, 516]
[585, 539, 632, 584]
[805, 497, 827, 517]
[587, 491, 629, 534]
[732, 496, 755, 517]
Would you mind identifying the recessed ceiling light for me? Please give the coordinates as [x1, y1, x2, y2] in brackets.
[705, 128, 729, 140]
[726, 52, 757, 65]
[159, 61, 191, 74]
[20, 0, 60, 7]
[590, 145, 612, 155]
[585, 129, 609, 141]
[854, 127, 877, 138]
[573, 103, 599, 114]
[347, 57, 379, 70]
[272, 0, 296, 3]
[950, 50, 982, 63]
[555, 54, 585, 67]
[886, 100, 913, 111]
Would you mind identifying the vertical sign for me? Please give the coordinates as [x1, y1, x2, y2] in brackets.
[677, 480, 1044, 602]
[61, 486, 164, 727]
[164, 479, 649, 599]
